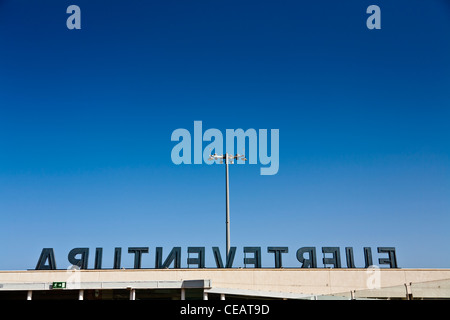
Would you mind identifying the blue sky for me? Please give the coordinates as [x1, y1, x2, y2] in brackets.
[0, 0, 449, 270]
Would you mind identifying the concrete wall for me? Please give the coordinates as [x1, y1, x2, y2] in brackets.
[0, 268, 449, 298]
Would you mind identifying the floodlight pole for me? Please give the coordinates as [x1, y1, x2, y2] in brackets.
[209, 152, 247, 259]
[225, 153, 230, 257]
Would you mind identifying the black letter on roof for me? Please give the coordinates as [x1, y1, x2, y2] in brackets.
[35, 248, 57, 270]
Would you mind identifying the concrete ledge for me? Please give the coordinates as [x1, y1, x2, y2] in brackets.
[0, 279, 211, 291]
[0, 269, 449, 298]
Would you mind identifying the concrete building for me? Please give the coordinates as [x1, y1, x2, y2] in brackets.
[0, 268, 449, 300]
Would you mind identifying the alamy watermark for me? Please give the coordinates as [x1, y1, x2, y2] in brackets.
[366, 265, 381, 290]
[65, 264, 81, 289]
[171, 121, 279, 175]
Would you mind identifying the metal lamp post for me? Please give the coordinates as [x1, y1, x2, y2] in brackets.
[208, 152, 247, 258]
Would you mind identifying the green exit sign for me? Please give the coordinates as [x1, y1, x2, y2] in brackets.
[52, 282, 66, 289]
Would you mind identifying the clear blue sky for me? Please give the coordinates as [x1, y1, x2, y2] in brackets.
[0, 0, 449, 270]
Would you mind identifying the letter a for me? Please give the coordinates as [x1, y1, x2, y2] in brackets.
[67, 5, 81, 30]
[171, 129, 192, 164]
[366, 5, 381, 30]
[35, 248, 57, 270]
